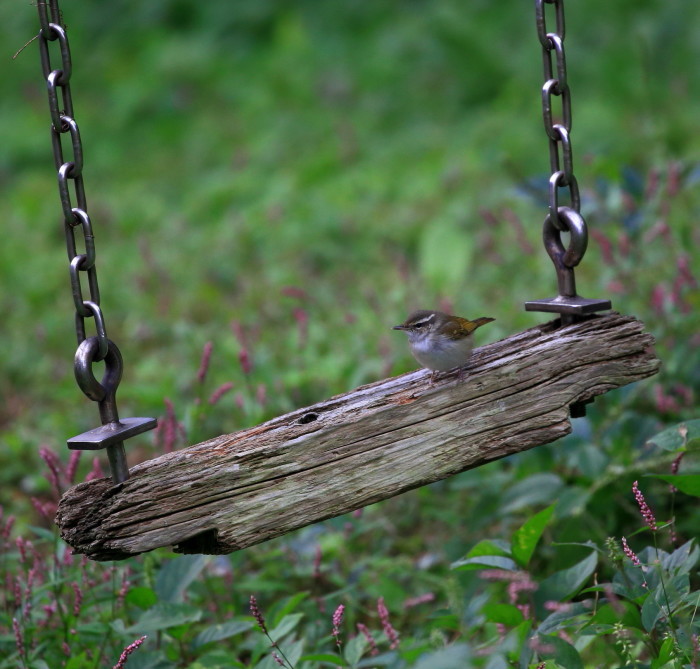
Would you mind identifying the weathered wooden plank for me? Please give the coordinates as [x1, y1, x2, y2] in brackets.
[56, 313, 660, 560]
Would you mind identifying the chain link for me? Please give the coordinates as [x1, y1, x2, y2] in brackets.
[527, 0, 612, 416]
[536, 0, 581, 233]
[37, 0, 108, 359]
[36, 0, 156, 483]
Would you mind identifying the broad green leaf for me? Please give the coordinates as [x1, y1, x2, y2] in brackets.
[662, 539, 699, 574]
[641, 590, 664, 632]
[192, 620, 254, 649]
[451, 554, 517, 571]
[356, 653, 400, 667]
[267, 613, 303, 641]
[271, 591, 309, 626]
[646, 419, 700, 451]
[651, 637, 676, 668]
[538, 635, 584, 669]
[412, 643, 473, 668]
[536, 602, 590, 635]
[584, 601, 642, 633]
[481, 603, 524, 626]
[281, 638, 304, 667]
[127, 586, 158, 609]
[502, 474, 563, 513]
[651, 474, 700, 497]
[155, 554, 209, 603]
[65, 654, 90, 669]
[128, 602, 202, 634]
[345, 633, 368, 666]
[538, 551, 597, 603]
[465, 538, 513, 559]
[512, 503, 556, 567]
[299, 654, 346, 665]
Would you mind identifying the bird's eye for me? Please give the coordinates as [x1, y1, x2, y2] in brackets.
[413, 321, 427, 328]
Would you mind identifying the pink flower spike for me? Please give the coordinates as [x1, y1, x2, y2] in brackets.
[112, 635, 147, 669]
[377, 597, 400, 649]
[249, 595, 268, 634]
[357, 623, 379, 656]
[13, 618, 26, 661]
[197, 341, 214, 384]
[632, 481, 657, 531]
[621, 537, 640, 566]
[208, 382, 234, 405]
[66, 450, 82, 485]
[621, 537, 647, 588]
[332, 604, 345, 650]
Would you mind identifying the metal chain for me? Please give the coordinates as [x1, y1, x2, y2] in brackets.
[36, 0, 155, 484]
[526, 0, 612, 417]
[536, 0, 580, 231]
[37, 1, 108, 360]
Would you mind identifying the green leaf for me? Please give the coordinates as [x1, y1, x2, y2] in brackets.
[64, 654, 90, 669]
[641, 590, 663, 632]
[467, 538, 513, 558]
[155, 554, 209, 603]
[299, 654, 346, 665]
[192, 620, 254, 649]
[127, 586, 158, 609]
[482, 603, 524, 626]
[651, 474, 700, 497]
[412, 644, 473, 668]
[651, 636, 676, 668]
[267, 613, 303, 641]
[537, 635, 584, 669]
[128, 602, 202, 634]
[502, 474, 563, 513]
[345, 634, 368, 666]
[646, 419, 700, 451]
[512, 503, 556, 567]
[584, 601, 642, 634]
[538, 551, 597, 603]
[662, 539, 699, 574]
[451, 554, 517, 571]
[271, 591, 309, 626]
[536, 602, 590, 635]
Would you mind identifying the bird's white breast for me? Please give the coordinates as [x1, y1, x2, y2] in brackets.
[409, 334, 475, 371]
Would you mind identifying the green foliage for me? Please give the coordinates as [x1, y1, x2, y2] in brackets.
[1, 0, 699, 666]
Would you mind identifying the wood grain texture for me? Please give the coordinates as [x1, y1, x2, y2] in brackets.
[56, 313, 660, 560]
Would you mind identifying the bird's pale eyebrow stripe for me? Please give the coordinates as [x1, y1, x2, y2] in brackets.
[415, 314, 435, 327]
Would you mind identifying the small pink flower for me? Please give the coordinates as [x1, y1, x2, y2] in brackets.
[112, 635, 147, 669]
[72, 581, 83, 617]
[196, 341, 213, 384]
[39, 446, 64, 494]
[208, 382, 234, 405]
[621, 536, 640, 566]
[403, 593, 435, 609]
[249, 595, 267, 634]
[632, 480, 657, 531]
[377, 597, 399, 649]
[13, 618, 25, 660]
[332, 604, 345, 650]
[239, 348, 253, 375]
[66, 450, 82, 485]
[357, 623, 379, 656]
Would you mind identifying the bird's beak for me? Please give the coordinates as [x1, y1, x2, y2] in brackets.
[392, 324, 407, 331]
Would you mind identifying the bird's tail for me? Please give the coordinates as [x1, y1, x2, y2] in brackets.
[471, 317, 495, 330]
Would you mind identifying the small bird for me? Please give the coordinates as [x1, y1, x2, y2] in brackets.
[393, 310, 495, 380]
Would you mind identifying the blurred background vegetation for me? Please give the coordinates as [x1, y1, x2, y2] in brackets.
[0, 0, 699, 665]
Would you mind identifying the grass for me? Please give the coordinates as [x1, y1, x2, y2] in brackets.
[1, 0, 699, 666]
